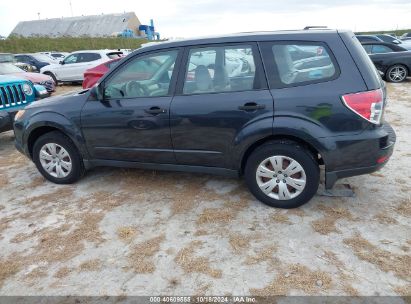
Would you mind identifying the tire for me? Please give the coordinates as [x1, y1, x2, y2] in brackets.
[33, 131, 85, 184]
[385, 64, 408, 83]
[43, 72, 58, 85]
[244, 140, 320, 209]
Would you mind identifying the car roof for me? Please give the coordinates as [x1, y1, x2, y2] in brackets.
[134, 29, 341, 53]
[70, 50, 123, 54]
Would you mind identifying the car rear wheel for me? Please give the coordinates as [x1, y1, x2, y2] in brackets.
[33, 131, 84, 184]
[245, 140, 320, 208]
[386, 64, 408, 82]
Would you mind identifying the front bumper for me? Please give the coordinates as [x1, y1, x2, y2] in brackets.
[0, 111, 14, 133]
[325, 122, 396, 189]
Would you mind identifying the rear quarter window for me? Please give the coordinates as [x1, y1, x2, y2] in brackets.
[268, 42, 339, 87]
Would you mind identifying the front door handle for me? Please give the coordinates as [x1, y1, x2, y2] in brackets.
[238, 102, 266, 111]
[145, 106, 167, 115]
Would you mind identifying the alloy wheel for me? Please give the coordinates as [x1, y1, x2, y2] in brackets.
[388, 66, 407, 82]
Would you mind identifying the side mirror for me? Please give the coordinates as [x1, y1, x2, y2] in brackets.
[59, 61, 64, 65]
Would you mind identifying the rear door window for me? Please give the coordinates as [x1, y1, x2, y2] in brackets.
[77, 53, 101, 62]
[265, 42, 339, 87]
[182, 44, 259, 94]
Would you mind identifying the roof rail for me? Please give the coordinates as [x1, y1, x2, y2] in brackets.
[304, 26, 328, 30]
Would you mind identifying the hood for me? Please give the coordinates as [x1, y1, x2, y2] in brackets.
[0, 74, 28, 85]
[9, 72, 53, 83]
[26, 88, 90, 109]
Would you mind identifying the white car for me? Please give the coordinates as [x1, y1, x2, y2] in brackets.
[40, 50, 123, 83]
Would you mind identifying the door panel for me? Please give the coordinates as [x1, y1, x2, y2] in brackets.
[81, 97, 174, 163]
[170, 43, 273, 168]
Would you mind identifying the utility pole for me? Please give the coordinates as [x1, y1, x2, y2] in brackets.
[37, 12, 40, 20]
[69, 0, 73, 17]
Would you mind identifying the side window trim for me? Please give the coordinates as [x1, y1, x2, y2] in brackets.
[260, 40, 341, 89]
[174, 42, 268, 96]
[101, 47, 183, 99]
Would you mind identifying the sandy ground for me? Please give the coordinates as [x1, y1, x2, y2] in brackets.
[0, 82, 410, 296]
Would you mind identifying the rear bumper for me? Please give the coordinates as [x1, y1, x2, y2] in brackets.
[325, 122, 396, 189]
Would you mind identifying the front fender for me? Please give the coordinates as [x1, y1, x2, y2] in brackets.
[20, 111, 89, 159]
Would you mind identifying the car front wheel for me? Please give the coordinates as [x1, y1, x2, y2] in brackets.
[245, 140, 320, 208]
[33, 131, 84, 184]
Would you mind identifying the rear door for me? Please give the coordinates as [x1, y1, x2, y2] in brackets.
[170, 42, 273, 168]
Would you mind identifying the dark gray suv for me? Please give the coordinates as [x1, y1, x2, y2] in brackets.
[13, 29, 396, 208]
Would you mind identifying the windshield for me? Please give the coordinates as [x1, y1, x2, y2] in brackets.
[32, 53, 54, 62]
[0, 62, 24, 74]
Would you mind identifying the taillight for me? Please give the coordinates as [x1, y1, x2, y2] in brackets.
[341, 89, 384, 124]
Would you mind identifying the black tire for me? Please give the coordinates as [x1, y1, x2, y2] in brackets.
[244, 140, 320, 209]
[43, 72, 58, 85]
[385, 64, 408, 83]
[33, 131, 85, 184]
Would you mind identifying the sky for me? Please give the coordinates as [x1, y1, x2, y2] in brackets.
[1, 0, 411, 38]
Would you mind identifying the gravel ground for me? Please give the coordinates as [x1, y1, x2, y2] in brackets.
[0, 82, 410, 296]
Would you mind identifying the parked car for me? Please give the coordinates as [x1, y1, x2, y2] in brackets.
[0, 62, 55, 93]
[14, 53, 53, 71]
[361, 42, 411, 82]
[356, 35, 384, 43]
[14, 29, 396, 209]
[0, 76, 42, 133]
[83, 57, 123, 89]
[40, 50, 123, 84]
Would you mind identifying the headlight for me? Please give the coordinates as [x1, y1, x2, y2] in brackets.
[22, 83, 33, 95]
[14, 110, 26, 121]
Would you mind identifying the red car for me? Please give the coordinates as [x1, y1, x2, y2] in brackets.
[83, 58, 123, 89]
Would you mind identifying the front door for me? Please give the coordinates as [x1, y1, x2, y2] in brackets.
[81, 49, 180, 163]
[170, 43, 273, 168]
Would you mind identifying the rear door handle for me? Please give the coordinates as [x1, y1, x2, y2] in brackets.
[145, 106, 167, 115]
[238, 102, 266, 111]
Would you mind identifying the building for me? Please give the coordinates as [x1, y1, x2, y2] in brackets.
[10, 12, 142, 38]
